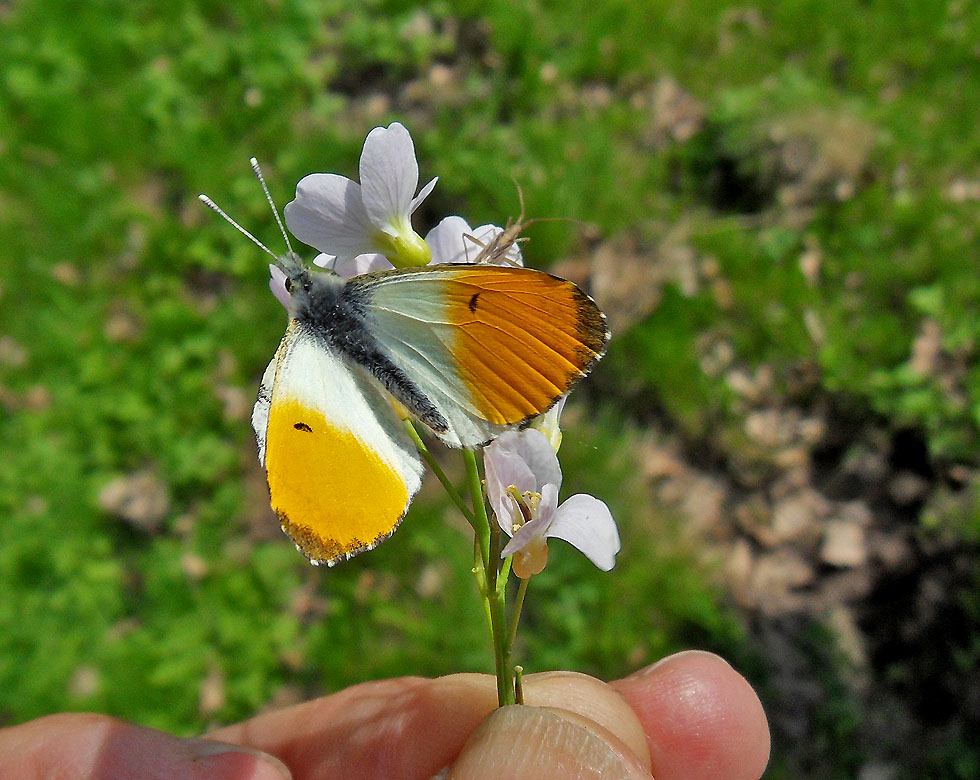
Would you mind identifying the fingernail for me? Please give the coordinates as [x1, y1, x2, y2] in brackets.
[631, 649, 730, 678]
[185, 738, 293, 780]
[448, 706, 645, 780]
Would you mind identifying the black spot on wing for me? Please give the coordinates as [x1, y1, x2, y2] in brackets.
[468, 292, 480, 312]
[294, 422, 313, 432]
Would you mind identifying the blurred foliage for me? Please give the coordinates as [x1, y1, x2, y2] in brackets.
[2, 0, 980, 776]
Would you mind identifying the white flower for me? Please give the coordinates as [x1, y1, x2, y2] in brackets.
[484, 429, 620, 579]
[268, 122, 523, 305]
[283, 122, 437, 270]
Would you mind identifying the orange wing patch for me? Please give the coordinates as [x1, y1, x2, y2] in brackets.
[265, 397, 409, 564]
[444, 267, 608, 425]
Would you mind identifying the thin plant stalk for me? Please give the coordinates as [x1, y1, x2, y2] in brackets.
[404, 421, 478, 531]
[463, 449, 514, 706]
[463, 449, 491, 568]
[506, 576, 530, 656]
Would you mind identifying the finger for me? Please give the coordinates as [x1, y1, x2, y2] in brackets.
[210, 654, 767, 780]
[447, 703, 651, 780]
[0, 712, 291, 780]
[521, 671, 650, 771]
[210, 672, 652, 780]
[209, 675, 499, 780]
[612, 650, 771, 780]
[445, 671, 654, 780]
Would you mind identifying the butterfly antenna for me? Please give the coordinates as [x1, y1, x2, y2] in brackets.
[251, 157, 293, 255]
[198, 193, 278, 260]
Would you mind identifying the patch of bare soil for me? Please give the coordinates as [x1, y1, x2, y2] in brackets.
[577, 239, 980, 777]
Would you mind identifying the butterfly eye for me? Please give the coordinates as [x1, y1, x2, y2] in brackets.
[284, 277, 293, 293]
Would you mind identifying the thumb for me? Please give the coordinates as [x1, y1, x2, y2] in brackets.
[447, 705, 651, 780]
[0, 713, 292, 780]
[447, 672, 652, 780]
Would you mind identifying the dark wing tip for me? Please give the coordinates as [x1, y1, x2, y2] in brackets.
[279, 512, 402, 567]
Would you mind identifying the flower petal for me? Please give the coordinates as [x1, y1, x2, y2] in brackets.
[501, 513, 549, 558]
[484, 434, 537, 532]
[410, 176, 439, 215]
[546, 494, 621, 571]
[330, 253, 392, 277]
[485, 460, 532, 534]
[268, 264, 290, 308]
[284, 173, 376, 258]
[425, 216, 475, 264]
[500, 429, 562, 494]
[359, 122, 419, 232]
[500, 484, 557, 558]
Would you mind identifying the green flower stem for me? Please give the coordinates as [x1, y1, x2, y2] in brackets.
[506, 576, 530, 657]
[404, 421, 478, 531]
[487, 517, 502, 593]
[487, 521, 515, 705]
[462, 449, 491, 569]
[498, 551, 513, 596]
[488, 583, 512, 706]
[472, 537, 493, 631]
[462, 448, 514, 706]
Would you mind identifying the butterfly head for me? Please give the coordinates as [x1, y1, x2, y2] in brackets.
[274, 251, 343, 319]
[275, 251, 312, 290]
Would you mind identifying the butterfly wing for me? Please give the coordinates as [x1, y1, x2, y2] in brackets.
[351, 264, 609, 447]
[253, 321, 423, 565]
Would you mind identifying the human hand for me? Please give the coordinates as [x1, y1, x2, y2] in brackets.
[0, 650, 769, 779]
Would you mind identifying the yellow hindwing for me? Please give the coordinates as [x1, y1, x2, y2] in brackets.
[265, 397, 408, 565]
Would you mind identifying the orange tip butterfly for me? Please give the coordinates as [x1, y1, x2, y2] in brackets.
[201, 160, 608, 566]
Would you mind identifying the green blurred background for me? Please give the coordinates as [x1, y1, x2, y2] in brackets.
[2, 1, 980, 777]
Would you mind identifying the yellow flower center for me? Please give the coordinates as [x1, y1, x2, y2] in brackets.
[505, 486, 539, 529]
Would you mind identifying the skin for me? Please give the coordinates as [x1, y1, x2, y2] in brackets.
[0, 651, 769, 780]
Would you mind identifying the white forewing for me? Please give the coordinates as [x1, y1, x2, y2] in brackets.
[253, 322, 423, 493]
[252, 355, 277, 466]
[352, 269, 529, 448]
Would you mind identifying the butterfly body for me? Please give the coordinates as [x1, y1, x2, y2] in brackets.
[253, 256, 609, 565]
[279, 255, 449, 435]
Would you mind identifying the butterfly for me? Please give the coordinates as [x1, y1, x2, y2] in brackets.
[202, 164, 609, 566]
